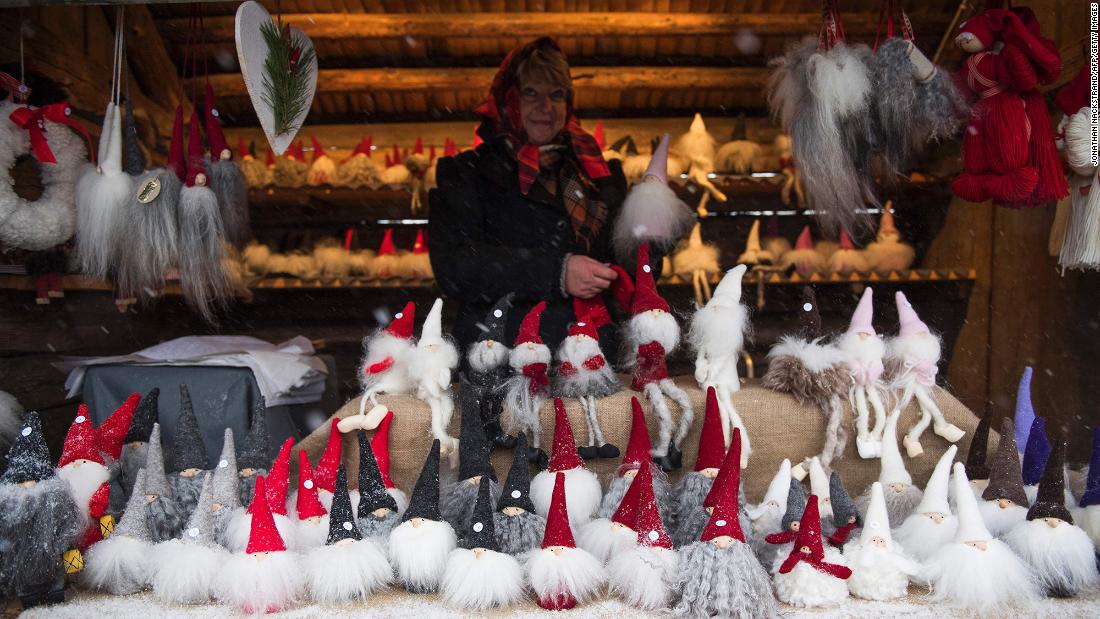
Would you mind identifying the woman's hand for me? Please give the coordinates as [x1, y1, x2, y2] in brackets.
[564, 255, 618, 299]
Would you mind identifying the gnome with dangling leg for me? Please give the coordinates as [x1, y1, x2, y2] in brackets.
[1005, 438, 1100, 598]
[554, 295, 621, 459]
[169, 385, 211, 521]
[839, 287, 890, 459]
[388, 440, 457, 593]
[441, 385, 500, 531]
[747, 457, 792, 552]
[293, 451, 330, 549]
[56, 408, 112, 551]
[979, 418, 1030, 537]
[1021, 417, 1051, 505]
[347, 301, 417, 430]
[80, 469, 154, 595]
[150, 473, 228, 604]
[530, 399, 603, 527]
[0, 413, 82, 609]
[608, 464, 680, 611]
[237, 396, 272, 507]
[355, 429, 401, 539]
[441, 477, 526, 610]
[772, 495, 851, 608]
[504, 301, 552, 466]
[669, 386, 725, 541]
[673, 439, 778, 619]
[214, 476, 304, 614]
[578, 442, 645, 564]
[895, 445, 959, 562]
[761, 478, 808, 569]
[596, 396, 673, 521]
[303, 465, 391, 604]
[464, 293, 518, 449]
[411, 298, 461, 453]
[856, 410, 923, 527]
[310, 418, 343, 510]
[143, 424, 185, 542]
[225, 438, 297, 552]
[493, 434, 546, 555]
[826, 470, 862, 549]
[843, 482, 921, 601]
[526, 472, 607, 610]
[924, 463, 1039, 611]
[118, 388, 159, 507]
[210, 429, 241, 544]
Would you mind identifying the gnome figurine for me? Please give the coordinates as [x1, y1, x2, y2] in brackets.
[237, 396, 273, 507]
[807, 456, 833, 530]
[80, 469, 154, 595]
[311, 418, 343, 510]
[761, 478, 809, 569]
[864, 205, 915, 272]
[736, 219, 775, 265]
[368, 410, 408, 513]
[856, 411, 924, 527]
[895, 445, 960, 561]
[772, 495, 851, 608]
[1005, 439, 1099, 597]
[960, 414, 992, 501]
[843, 482, 920, 601]
[440, 477, 526, 610]
[780, 226, 827, 276]
[1021, 417, 1051, 505]
[303, 465, 391, 604]
[493, 434, 546, 555]
[608, 464, 680, 610]
[463, 293, 517, 449]
[388, 440, 458, 593]
[746, 457, 792, 549]
[210, 429, 241, 543]
[669, 387, 726, 542]
[150, 473, 228, 604]
[673, 426, 752, 549]
[578, 446, 646, 564]
[225, 438, 297, 552]
[118, 388, 159, 504]
[411, 298, 460, 452]
[0, 413, 82, 608]
[143, 424, 185, 542]
[612, 132, 694, 265]
[530, 399, 603, 526]
[56, 408, 112, 550]
[95, 394, 140, 514]
[839, 287, 890, 459]
[504, 301, 553, 465]
[826, 471, 862, 548]
[441, 388, 499, 531]
[169, 385, 211, 520]
[979, 418, 1030, 537]
[355, 430, 401, 539]
[293, 451, 330, 549]
[525, 472, 607, 610]
[350, 301, 417, 426]
[597, 397, 673, 521]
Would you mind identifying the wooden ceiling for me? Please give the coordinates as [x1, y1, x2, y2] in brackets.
[148, 0, 961, 127]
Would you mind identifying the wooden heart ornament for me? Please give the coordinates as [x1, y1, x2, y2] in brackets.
[234, 1, 317, 155]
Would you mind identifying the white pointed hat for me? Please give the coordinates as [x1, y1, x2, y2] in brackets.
[915, 445, 957, 515]
[744, 219, 763, 253]
[808, 456, 832, 517]
[879, 410, 912, 486]
[952, 462, 992, 543]
[710, 264, 747, 306]
[762, 458, 792, 506]
[859, 482, 894, 548]
[643, 133, 671, 184]
[418, 298, 445, 347]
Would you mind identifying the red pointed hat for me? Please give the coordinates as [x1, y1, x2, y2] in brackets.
[413, 136, 424, 155]
[96, 393, 141, 461]
[265, 149, 275, 167]
[185, 110, 207, 187]
[412, 229, 428, 254]
[429, 143, 436, 161]
[631, 243, 670, 315]
[313, 418, 342, 493]
[515, 301, 547, 346]
[385, 301, 416, 340]
[838, 229, 855, 250]
[634, 465, 672, 549]
[569, 295, 610, 340]
[621, 397, 653, 472]
[694, 387, 725, 471]
[444, 137, 458, 157]
[264, 437, 294, 516]
[541, 472, 577, 548]
[611, 458, 645, 528]
[593, 119, 606, 150]
[296, 450, 328, 520]
[237, 136, 252, 160]
[795, 226, 814, 250]
[778, 495, 852, 578]
[247, 476, 287, 554]
[391, 144, 401, 164]
[703, 427, 742, 509]
[289, 140, 306, 161]
[378, 229, 397, 256]
[700, 458, 745, 543]
[352, 135, 373, 157]
[310, 135, 327, 162]
[58, 406, 105, 467]
[167, 105, 186, 181]
[548, 399, 585, 472]
[371, 411, 396, 489]
[203, 83, 231, 160]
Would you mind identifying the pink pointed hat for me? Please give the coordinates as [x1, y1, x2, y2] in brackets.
[845, 287, 875, 337]
[643, 133, 670, 184]
[896, 291, 930, 338]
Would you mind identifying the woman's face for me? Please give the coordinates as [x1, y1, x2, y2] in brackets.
[518, 78, 567, 146]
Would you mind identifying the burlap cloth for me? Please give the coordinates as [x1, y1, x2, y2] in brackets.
[296, 377, 982, 499]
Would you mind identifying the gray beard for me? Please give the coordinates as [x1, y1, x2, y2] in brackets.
[492, 510, 545, 556]
[357, 510, 401, 540]
[238, 469, 266, 507]
[672, 479, 751, 549]
[674, 540, 779, 619]
[171, 473, 207, 521]
[857, 484, 924, 528]
[440, 479, 500, 534]
[146, 495, 185, 543]
[598, 468, 675, 523]
[671, 472, 713, 530]
[119, 444, 148, 497]
[0, 479, 83, 597]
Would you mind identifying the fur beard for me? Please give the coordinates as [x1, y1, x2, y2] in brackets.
[864, 240, 915, 273]
[598, 467, 674, 521]
[867, 38, 919, 177]
[978, 500, 1029, 538]
[117, 169, 180, 298]
[1077, 506, 1100, 549]
[613, 179, 694, 264]
[312, 246, 351, 280]
[626, 311, 680, 356]
[531, 467, 602, 526]
[379, 163, 410, 187]
[409, 342, 459, 393]
[674, 540, 778, 619]
[307, 155, 337, 186]
[389, 488, 409, 516]
[577, 518, 638, 564]
[58, 461, 109, 524]
[843, 543, 917, 601]
[75, 163, 134, 278]
[303, 539, 391, 604]
[359, 332, 416, 395]
[885, 333, 941, 384]
[671, 472, 712, 528]
[0, 479, 82, 595]
[118, 443, 147, 499]
[608, 545, 679, 610]
[238, 470, 264, 507]
[780, 247, 827, 276]
[150, 539, 228, 604]
[239, 156, 269, 188]
[504, 344, 551, 433]
[171, 473, 206, 520]
[554, 337, 620, 399]
[146, 495, 185, 543]
[213, 506, 235, 543]
[224, 507, 298, 553]
[388, 519, 457, 593]
[273, 157, 308, 188]
[207, 159, 250, 248]
[294, 516, 331, 550]
[826, 249, 870, 274]
[493, 510, 545, 556]
[441, 478, 499, 533]
[358, 509, 401, 540]
[916, 63, 969, 144]
[837, 331, 887, 373]
[336, 154, 380, 188]
[857, 484, 923, 528]
[749, 508, 784, 560]
[673, 502, 751, 549]
[214, 550, 304, 613]
[894, 512, 958, 563]
[525, 546, 606, 608]
[773, 559, 850, 608]
[177, 185, 230, 323]
[716, 140, 763, 175]
[1004, 519, 1100, 597]
[925, 540, 1039, 611]
[468, 340, 509, 373]
[688, 302, 748, 367]
[441, 548, 525, 610]
[80, 534, 153, 595]
[766, 338, 847, 382]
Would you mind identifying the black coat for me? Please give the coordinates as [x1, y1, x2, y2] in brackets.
[429, 138, 641, 363]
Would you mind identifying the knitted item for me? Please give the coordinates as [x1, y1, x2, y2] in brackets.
[125, 388, 159, 444]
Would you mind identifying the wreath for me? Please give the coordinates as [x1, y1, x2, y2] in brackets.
[0, 99, 88, 251]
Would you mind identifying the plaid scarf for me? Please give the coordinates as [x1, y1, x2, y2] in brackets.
[537, 146, 608, 251]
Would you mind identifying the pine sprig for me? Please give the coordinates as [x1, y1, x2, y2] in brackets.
[259, 20, 316, 137]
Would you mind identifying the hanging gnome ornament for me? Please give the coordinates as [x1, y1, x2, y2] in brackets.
[761, 478, 809, 570]
[1021, 417, 1051, 505]
[526, 472, 607, 610]
[1074, 428, 1100, 550]
[669, 387, 725, 540]
[441, 389, 499, 531]
[293, 451, 329, 549]
[689, 264, 751, 461]
[578, 421, 649, 564]
[237, 138, 268, 187]
[238, 396, 273, 507]
[736, 219, 774, 266]
[311, 418, 342, 510]
[608, 464, 680, 611]
[895, 445, 959, 561]
[780, 226, 827, 276]
[1058, 94, 1100, 271]
[674, 451, 779, 618]
[979, 418, 1030, 536]
[56, 408, 111, 550]
[826, 470, 862, 548]
[612, 133, 694, 264]
[843, 482, 920, 601]
[306, 135, 336, 185]
[464, 293, 517, 449]
[214, 476, 304, 614]
[504, 300, 552, 465]
[856, 411, 923, 527]
[864, 205, 915, 272]
[169, 385, 211, 520]
[625, 242, 694, 470]
[150, 473, 228, 605]
[925, 463, 1039, 610]
[674, 425, 752, 549]
[411, 298, 460, 453]
[118, 388, 159, 504]
[388, 440, 457, 593]
[143, 424, 185, 542]
[225, 438, 298, 552]
[764, 286, 850, 473]
[531, 399, 603, 526]
[80, 469, 154, 595]
[211, 429, 241, 543]
[839, 287, 889, 458]
[346, 301, 416, 429]
[888, 291, 965, 457]
[203, 83, 250, 249]
[493, 434, 546, 555]
[772, 495, 852, 608]
[303, 465, 391, 604]
[336, 135, 380, 188]
[746, 457, 792, 547]
[1006, 439, 1099, 598]
[597, 396, 673, 521]
[440, 477, 526, 610]
[554, 295, 621, 459]
[273, 139, 308, 187]
[0, 413, 82, 609]
[355, 429, 401, 539]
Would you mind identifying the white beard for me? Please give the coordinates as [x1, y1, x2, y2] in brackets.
[79, 534, 153, 595]
[469, 341, 509, 373]
[525, 546, 606, 607]
[303, 538, 392, 604]
[57, 461, 109, 519]
[1076, 505, 1100, 549]
[894, 512, 958, 563]
[773, 560, 850, 608]
[843, 543, 918, 601]
[555, 336, 618, 397]
[440, 548, 525, 610]
[223, 507, 298, 552]
[747, 501, 784, 529]
[294, 516, 330, 549]
[608, 545, 679, 610]
[150, 539, 229, 604]
[359, 332, 416, 394]
[689, 302, 747, 368]
[410, 341, 459, 394]
[1004, 519, 1100, 597]
[978, 500, 1029, 537]
[925, 540, 1039, 611]
[213, 551, 304, 613]
[886, 332, 941, 368]
[508, 342, 551, 370]
[628, 310, 680, 354]
[531, 467, 602, 526]
[387, 518, 457, 593]
[577, 518, 638, 564]
[837, 331, 886, 369]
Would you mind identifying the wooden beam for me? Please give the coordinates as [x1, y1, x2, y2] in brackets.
[123, 4, 181, 113]
[198, 66, 767, 98]
[162, 12, 951, 42]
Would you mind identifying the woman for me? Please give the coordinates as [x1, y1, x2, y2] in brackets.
[430, 37, 645, 360]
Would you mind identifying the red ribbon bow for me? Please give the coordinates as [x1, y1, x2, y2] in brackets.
[9, 102, 94, 165]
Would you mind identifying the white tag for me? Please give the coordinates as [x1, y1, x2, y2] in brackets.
[870, 520, 881, 529]
[218, 459, 229, 468]
[188, 527, 199, 538]
[803, 302, 813, 312]
[643, 264, 652, 273]
[394, 312, 403, 319]
[648, 530, 660, 541]
[577, 322, 586, 327]
[473, 522, 484, 533]
[343, 521, 353, 531]
[304, 480, 314, 490]
[511, 490, 521, 499]
[493, 309, 503, 318]
[716, 519, 727, 527]
[75, 415, 86, 423]
[21, 427, 31, 437]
